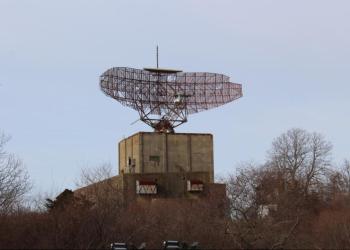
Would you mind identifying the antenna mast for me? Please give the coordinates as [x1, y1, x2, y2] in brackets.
[156, 45, 159, 68]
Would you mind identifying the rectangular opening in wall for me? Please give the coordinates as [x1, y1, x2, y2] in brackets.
[149, 155, 160, 162]
[187, 180, 204, 192]
[136, 180, 157, 194]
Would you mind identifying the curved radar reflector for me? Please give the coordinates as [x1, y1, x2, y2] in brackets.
[100, 67, 243, 133]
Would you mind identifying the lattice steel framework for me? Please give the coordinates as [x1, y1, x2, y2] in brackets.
[100, 67, 242, 132]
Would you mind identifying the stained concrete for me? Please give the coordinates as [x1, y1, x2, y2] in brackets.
[118, 132, 214, 182]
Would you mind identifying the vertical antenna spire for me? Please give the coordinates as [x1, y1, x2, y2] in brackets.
[156, 45, 159, 68]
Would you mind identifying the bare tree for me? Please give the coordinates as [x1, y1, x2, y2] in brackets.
[225, 163, 259, 221]
[73, 163, 123, 248]
[340, 160, 350, 194]
[327, 160, 350, 197]
[76, 162, 114, 188]
[0, 132, 31, 214]
[223, 129, 333, 249]
[268, 128, 332, 194]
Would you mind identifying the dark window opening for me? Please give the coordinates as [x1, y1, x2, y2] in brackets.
[149, 155, 160, 162]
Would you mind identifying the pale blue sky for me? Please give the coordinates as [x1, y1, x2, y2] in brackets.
[0, 0, 349, 193]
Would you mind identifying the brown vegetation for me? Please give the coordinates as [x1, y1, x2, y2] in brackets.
[1, 128, 350, 249]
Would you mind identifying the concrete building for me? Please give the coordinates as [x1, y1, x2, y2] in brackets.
[75, 132, 225, 205]
[119, 132, 214, 180]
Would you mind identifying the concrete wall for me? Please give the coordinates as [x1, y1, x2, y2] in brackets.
[74, 175, 124, 200]
[118, 132, 214, 181]
[119, 134, 142, 174]
[121, 172, 212, 203]
[74, 132, 223, 208]
[142, 133, 165, 173]
[191, 135, 214, 181]
[74, 172, 226, 208]
[167, 134, 190, 173]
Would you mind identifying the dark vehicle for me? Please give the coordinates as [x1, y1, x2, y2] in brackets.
[163, 240, 181, 249]
[111, 242, 128, 250]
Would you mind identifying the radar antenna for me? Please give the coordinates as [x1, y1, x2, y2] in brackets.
[100, 59, 242, 133]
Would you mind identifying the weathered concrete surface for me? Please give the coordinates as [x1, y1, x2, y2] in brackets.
[75, 132, 223, 207]
[75, 172, 226, 207]
[118, 132, 214, 181]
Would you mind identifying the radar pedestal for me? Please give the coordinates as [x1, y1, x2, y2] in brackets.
[75, 132, 225, 205]
[118, 132, 214, 182]
[111, 131, 225, 203]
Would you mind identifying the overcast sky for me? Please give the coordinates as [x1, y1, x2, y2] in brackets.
[1, 0, 349, 194]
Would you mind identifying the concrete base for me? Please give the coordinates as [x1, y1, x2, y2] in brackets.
[75, 132, 223, 207]
[118, 132, 214, 182]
